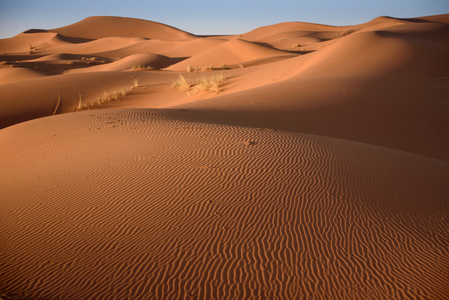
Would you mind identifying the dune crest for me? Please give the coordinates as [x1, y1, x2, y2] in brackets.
[49, 16, 196, 40]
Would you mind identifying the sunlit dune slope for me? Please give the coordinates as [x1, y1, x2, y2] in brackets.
[0, 109, 448, 299]
[165, 38, 297, 70]
[49, 16, 196, 40]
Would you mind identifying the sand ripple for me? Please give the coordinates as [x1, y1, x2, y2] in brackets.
[1, 109, 448, 299]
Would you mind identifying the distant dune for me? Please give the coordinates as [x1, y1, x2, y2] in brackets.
[1, 15, 448, 299]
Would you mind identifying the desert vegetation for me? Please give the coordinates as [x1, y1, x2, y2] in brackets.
[76, 81, 139, 111]
[172, 73, 225, 94]
[28, 44, 37, 54]
[131, 64, 155, 70]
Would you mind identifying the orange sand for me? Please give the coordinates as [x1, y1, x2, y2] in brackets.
[1, 15, 448, 299]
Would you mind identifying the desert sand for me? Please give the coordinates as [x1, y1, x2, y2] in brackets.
[0, 15, 448, 299]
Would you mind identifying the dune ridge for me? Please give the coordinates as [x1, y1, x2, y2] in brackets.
[49, 16, 196, 40]
[1, 14, 449, 299]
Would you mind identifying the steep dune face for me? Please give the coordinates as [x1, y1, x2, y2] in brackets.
[1, 14, 449, 300]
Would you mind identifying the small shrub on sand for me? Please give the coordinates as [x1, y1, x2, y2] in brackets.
[132, 65, 155, 70]
[202, 64, 214, 71]
[28, 44, 37, 54]
[76, 91, 84, 111]
[292, 43, 302, 48]
[193, 74, 225, 93]
[186, 65, 196, 73]
[83, 57, 98, 61]
[112, 89, 128, 100]
[76, 81, 138, 111]
[172, 74, 192, 92]
[173, 73, 225, 94]
[94, 88, 130, 107]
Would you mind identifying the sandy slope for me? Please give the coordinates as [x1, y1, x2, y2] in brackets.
[1, 14, 449, 299]
[165, 39, 297, 71]
[1, 109, 448, 299]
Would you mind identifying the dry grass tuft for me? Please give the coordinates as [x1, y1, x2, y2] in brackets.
[131, 65, 155, 70]
[172, 73, 225, 94]
[76, 80, 138, 111]
[202, 64, 214, 71]
[186, 65, 199, 73]
[172, 74, 192, 92]
[28, 44, 37, 54]
[193, 74, 225, 93]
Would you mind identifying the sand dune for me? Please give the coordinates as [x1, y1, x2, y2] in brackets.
[162, 37, 228, 58]
[50, 16, 196, 40]
[1, 14, 449, 299]
[68, 53, 180, 73]
[166, 38, 297, 70]
[240, 21, 339, 51]
[38, 36, 150, 56]
[0, 32, 77, 54]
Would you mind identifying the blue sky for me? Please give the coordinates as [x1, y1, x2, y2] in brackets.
[0, 0, 448, 38]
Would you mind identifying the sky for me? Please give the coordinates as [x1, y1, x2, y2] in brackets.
[0, 0, 448, 38]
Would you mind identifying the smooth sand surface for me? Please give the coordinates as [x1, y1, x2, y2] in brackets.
[1, 15, 448, 299]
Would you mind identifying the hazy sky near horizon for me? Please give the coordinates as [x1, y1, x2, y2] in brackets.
[0, 0, 448, 38]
